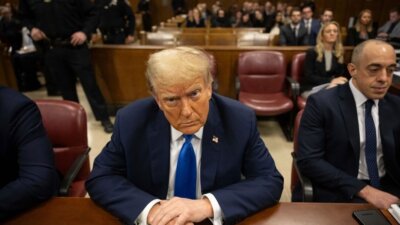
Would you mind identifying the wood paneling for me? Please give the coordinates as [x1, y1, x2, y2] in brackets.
[90, 44, 354, 108]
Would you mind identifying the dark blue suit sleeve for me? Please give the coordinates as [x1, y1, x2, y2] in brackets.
[0, 99, 59, 220]
[86, 114, 157, 225]
[211, 111, 283, 224]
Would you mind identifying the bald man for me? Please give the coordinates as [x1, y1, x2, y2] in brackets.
[295, 40, 400, 208]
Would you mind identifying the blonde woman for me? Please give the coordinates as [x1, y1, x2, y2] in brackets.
[301, 21, 349, 98]
[346, 9, 376, 46]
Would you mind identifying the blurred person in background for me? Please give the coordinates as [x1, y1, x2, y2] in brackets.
[301, 21, 349, 99]
[98, 0, 135, 44]
[320, 8, 333, 25]
[19, 0, 114, 133]
[346, 9, 376, 46]
[377, 7, 400, 47]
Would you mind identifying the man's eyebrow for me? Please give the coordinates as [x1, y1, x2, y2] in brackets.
[162, 95, 179, 100]
[366, 63, 397, 68]
[366, 63, 383, 68]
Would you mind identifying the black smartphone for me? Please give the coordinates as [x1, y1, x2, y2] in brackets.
[352, 209, 391, 225]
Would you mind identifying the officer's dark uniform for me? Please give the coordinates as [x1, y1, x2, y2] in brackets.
[98, 0, 135, 44]
[137, 0, 152, 32]
[0, 8, 41, 92]
[18, 0, 113, 132]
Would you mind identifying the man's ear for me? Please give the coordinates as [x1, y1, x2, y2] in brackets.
[347, 63, 357, 78]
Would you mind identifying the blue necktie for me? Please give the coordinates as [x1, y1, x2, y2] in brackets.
[365, 100, 380, 188]
[174, 134, 196, 199]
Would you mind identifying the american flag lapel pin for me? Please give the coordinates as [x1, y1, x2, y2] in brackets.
[212, 135, 219, 143]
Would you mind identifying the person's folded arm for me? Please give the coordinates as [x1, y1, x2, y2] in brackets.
[0, 101, 59, 220]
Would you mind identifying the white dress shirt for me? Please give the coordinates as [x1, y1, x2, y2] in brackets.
[349, 79, 386, 180]
[136, 126, 223, 225]
[291, 24, 299, 37]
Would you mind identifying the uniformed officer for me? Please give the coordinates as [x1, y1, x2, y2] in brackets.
[98, 0, 135, 44]
[19, 0, 114, 133]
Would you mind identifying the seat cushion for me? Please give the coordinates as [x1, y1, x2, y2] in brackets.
[69, 180, 87, 197]
[239, 92, 294, 116]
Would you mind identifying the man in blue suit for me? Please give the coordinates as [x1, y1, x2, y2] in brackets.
[279, 7, 308, 46]
[296, 40, 400, 208]
[86, 47, 283, 225]
[301, 5, 321, 46]
[0, 87, 59, 220]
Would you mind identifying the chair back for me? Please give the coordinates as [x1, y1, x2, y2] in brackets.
[291, 109, 304, 192]
[291, 52, 306, 109]
[291, 52, 306, 83]
[36, 99, 90, 197]
[238, 51, 286, 94]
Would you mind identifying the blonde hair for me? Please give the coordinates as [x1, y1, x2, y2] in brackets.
[145, 47, 213, 94]
[354, 9, 373, 33]
[315, 21, 344, 63]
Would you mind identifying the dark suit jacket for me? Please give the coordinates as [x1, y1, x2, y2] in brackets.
[301, 48, 349, 92]
[0, 87, 59, 220]
[301, 18, 320, 46]
[279, 24, 308, 46]
[86, 93, 283, 225]
[296, 83, 400, 202]
[345, 27, 377, 46]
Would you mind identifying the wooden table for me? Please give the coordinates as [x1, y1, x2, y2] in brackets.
[238, 202, 397, 225]
[4, 198, 398, 225]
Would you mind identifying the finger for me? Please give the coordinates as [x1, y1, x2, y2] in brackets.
[174, 214, 190, 225]
[151, 206, 174, 225]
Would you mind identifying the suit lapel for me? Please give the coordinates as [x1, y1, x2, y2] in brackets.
[148, 108, 171, 197]
[338, 84, 360, 157]
[200, 97, 223, 193]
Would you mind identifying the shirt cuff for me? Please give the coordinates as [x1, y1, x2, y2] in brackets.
[203, 193, 224, 225]
[135, 199, 160, 225]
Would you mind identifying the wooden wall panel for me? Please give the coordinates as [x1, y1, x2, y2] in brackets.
[90, 45, 354, 107]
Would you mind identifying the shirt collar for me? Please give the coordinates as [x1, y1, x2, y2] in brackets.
[171, 126, 204, 142]
[349, 78, 379, 107]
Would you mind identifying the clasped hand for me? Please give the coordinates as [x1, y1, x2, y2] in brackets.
[147, 197, 213, 225]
